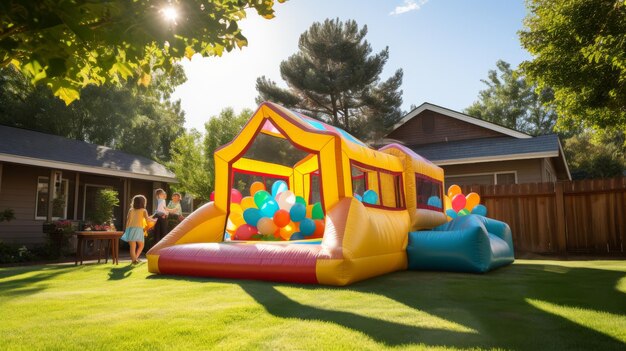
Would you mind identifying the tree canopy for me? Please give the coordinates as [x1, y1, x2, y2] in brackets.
[465, 60, 557, 136]
[0, 65, 186, 161]
[169, 108, 251, 200]
[256, 18, 403, 140]
[0, 0, 285, 104]
[519, 0, 626, 131]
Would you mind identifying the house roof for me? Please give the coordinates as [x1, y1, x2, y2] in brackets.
[410, 134, 571, 179]
[0, 125, 177, 182]
[392, 102, 532, 139]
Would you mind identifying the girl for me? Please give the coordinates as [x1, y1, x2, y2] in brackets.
[121, 195, 154, 264]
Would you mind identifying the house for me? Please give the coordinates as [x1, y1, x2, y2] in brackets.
[385, 103, 571, 187]
[0, 125, 177, 245]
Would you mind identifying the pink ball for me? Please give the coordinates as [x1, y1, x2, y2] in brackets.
[210, 191, 215, 202]
[234, 224, 257, 240]
[230, 189, 243, 204]
[451, 194, 467, 212]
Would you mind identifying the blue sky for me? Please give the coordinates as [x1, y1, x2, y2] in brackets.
[172, 0, 531, 131]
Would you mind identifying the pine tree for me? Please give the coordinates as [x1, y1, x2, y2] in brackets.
[256, 18, 403, 140]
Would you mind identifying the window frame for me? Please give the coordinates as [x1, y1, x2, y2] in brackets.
[445, 171, 518, 186]
[415, 173, 444, 213]
[350, 160, 406, 211]
[35, 176, 69, 220]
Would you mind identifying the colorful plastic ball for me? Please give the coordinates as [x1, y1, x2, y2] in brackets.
[306, 205, 314, 218]
[234, 224, 257, 240]
[362, 189, 378, 205]
[240, 196, 256, 210]
[427, 196, 442, 208]
[451, 194, 467, 212]
[210, 191, 215, 202]
[295, 196, 307, 206]
[243, 208, 262, 226]
[230, 203, 243, 215]
[465, 192, 481, 211]
[230, 189, 243, 204]
[312, 219, 325, 238]
[271, 180, 288, 198]
[276, 190, 296, 210]
[273, 209, 291, 228]
[253, 190, 271, 208]
[444, 195, 452, 211]
[471, 204, 488, 216]
[445, 209, 458, 219]
[354, 194, 363, 202]
[448, 184, 462, 199]
[299, 218, 316, 236]
[290, 232, 305, 241]
[311, 202, 324, 220]
[458, 209, 470, 216]
[289, 203, 306, 222]
[257, 217, 277, 235]
[260, 199, 279, 217]
[250, 181, 265, 196]
[278, 222, 297, 240]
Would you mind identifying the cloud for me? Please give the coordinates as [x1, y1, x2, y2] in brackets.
[389, 0, 429, 16]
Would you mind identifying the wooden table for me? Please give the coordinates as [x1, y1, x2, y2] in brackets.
[75, 231, 123, 265]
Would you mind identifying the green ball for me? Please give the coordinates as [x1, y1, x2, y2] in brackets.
[311, 202, 324, 219]
[458, 209, 470, 216]
[295, 196, 306, 206]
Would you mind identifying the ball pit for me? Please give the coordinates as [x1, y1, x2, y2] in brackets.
[228, 182, 326, 241]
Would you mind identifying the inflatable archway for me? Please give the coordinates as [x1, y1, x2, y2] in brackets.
[147, 102, 512, 285]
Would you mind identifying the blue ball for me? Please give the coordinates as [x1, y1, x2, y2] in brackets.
[260, 199, 279, 217]
[445, 209, 458, 219]
[243, 208, 262, 226]
[354, 194, 363, 202]
[427, 196, 442, 208]
[271, 180, 288, 198]
[362, 190, 378, 205]
[471, 204, 488, 216]
[299, 218, 316, 236]
[289, 203, 306, 222]
[290, 232, 305, 241]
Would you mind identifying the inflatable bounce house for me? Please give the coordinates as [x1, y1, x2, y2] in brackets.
[147, 102, 514, 285]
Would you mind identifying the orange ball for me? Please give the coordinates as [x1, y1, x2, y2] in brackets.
[273, 209, 290, 228]
[278, 221, 297, 240]
[250, 181, 266, 196]
[312, 219, 325, 238]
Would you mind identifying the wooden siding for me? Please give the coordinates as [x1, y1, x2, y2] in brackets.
[442, 159, 544, 186]
[387, 109, 508, 145]
[0, 162, 162, 245]
[459, 177, 626, 256]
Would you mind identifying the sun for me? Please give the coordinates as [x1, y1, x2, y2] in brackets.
[161, 6, 178, 23]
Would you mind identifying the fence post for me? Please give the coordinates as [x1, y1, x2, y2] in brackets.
[555, 181, 567, 254]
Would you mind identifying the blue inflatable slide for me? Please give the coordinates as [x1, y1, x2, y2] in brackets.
[407, 215, 514, 273]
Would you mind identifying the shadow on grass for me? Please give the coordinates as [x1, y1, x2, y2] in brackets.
[0, 265, 74, 299]
[148, 263, 626, 350]
[107, 264, 135, 280]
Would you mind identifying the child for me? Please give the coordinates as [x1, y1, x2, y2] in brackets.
[167, 192, 184, 221]
[153, 188, 170, 242]
[121, 195, 154, 264]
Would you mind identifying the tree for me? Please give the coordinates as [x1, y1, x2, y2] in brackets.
[519, 0, 626, 131]
[169, 108, 250, 200]
[563, 129, 625, 179]
[256, 18, 403, 140]
[0, 0, 285, 104]
[0, 65, 186, 161]
[465, 60, 557, 136]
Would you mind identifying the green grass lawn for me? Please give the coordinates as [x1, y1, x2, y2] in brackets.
[1, 260, 625, 350]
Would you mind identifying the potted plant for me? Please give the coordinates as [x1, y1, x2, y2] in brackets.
[86, 189, 119, 231]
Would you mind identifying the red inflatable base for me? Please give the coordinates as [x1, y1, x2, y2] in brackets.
[156, 242, 321, 284]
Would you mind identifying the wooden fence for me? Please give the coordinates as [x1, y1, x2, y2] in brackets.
[459, 177, 626, 256]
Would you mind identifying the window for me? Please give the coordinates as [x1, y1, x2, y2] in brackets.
[351, 161, 405, 210]
[496, 172, 516, 185]
[309, 171, 321, 204]
[232, 169, 290, 197]
[445, 172, 517, 187]
[36, 176, 68, 220]
[416, 174, 443, 211]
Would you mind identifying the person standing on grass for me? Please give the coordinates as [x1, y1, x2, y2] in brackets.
[153, 188, 171, 242]
[121, 195, 155, 264]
